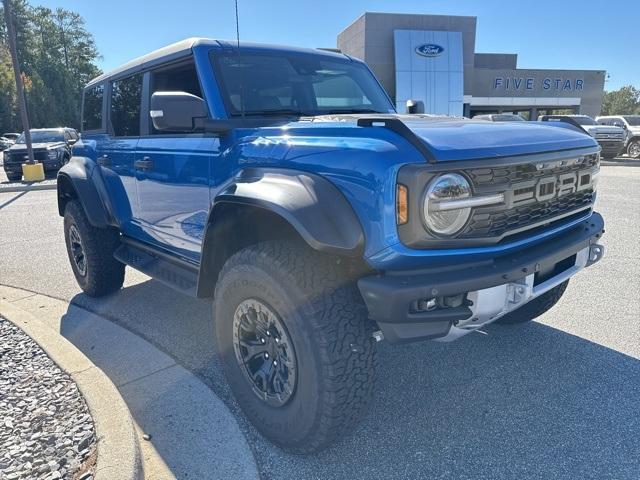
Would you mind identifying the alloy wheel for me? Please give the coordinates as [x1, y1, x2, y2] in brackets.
[68, 224, 87, 277]
[232, 299, 297, 407]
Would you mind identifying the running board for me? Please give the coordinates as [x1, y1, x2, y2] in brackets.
[114, 239, 199, 296]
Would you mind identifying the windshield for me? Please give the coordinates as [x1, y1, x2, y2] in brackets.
[493, 114, 524, 122]
[211, 51, 395, 116]
[571, 116, 597, 126]
[17, 130, 65, 143]
[623, 116, 640, 126]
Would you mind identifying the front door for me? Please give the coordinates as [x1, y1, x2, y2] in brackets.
[133, 60, 215, 262]
[96, 74, 143, 234]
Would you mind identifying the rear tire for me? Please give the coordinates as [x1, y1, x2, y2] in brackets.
[63, 200, 125, 297]
[213, 240, 377, 453]
[495, 280, 569, 325]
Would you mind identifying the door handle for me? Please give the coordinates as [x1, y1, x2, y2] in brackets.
[134, 157, 154, 171]
[97, 155, 110, 167]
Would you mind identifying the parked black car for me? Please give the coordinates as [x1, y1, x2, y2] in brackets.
[3, 128, 79, 181]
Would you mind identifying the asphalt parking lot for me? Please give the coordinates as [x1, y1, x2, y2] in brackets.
[1, 165, 639, 479]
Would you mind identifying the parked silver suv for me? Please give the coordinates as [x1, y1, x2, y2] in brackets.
[540, 115, 624, 159]
[596, 115, 640, 159]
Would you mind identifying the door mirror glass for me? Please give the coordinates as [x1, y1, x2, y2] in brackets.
[150, 91, 207, 132]
[613, 121, 625, 129]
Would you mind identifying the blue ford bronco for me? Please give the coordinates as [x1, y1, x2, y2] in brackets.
[58, 38, 605, 453]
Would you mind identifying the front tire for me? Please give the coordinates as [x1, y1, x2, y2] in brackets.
[6, 171, 21, 182]
[495, 280, 569, 325]
[213, 241, 377, 453]
[63, 200, 125, 297]
[627, 139, 640, 159]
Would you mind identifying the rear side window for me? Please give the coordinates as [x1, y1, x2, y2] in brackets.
[110, 75, 143, 137]
[83, 84, 104, 131]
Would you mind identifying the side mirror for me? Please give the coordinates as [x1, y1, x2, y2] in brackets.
[150, 91, 208, 131]
[613, 122, 625, 129]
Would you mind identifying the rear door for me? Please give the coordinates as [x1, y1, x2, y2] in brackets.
[134, 59, 217, 262]
[96, 74, 143, 233]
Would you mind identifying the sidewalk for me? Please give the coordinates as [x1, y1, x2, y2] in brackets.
[0, 286, 260, 480]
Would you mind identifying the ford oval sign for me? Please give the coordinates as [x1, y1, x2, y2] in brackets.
[415, 44, 444, 57]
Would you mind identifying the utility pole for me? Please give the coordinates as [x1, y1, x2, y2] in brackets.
[3, 0, 34, 165]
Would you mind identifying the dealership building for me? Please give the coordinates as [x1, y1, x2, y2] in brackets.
[336, 13, 606, 119]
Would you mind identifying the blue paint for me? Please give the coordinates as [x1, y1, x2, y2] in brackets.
[80, 41, 600, 273]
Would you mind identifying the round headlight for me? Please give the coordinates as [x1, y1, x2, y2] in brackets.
[423, 173, 472, 236]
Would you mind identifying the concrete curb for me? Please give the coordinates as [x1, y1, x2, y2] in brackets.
[0, 285, 261, 480]
[0, 297, 142, 480]
[0, 182, 57, 193]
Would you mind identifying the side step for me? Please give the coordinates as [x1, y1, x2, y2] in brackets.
[114, 238, 199, 296]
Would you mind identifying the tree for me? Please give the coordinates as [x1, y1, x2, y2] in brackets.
[601, 86, 640, 116]
[0, 0, 101, 133]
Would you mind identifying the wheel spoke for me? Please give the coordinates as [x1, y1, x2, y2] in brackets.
[232, 299, 297, 407]
[238, 338, 268, 360]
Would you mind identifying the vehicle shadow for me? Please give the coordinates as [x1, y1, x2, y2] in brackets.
[66, 278, 640, 480]
[59, 283, 256, 479]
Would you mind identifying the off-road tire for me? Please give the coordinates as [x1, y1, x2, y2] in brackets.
[213, 240, 377, 453]
[6, 172, 21, 182]
[495, 280, 569, 325]
[63, 200, 125, 297]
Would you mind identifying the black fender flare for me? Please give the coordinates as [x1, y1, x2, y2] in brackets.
[56, 156, 117, 228]
[196, 168, 365, 296]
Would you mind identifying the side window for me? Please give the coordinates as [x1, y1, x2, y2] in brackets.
[149, 61, 202, 134]
[82, 84, 104, 131]
[110, 74, 143, 137]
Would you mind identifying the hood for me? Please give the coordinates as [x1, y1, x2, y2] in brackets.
[579, 124, 624, 135]
[7, 142, 66, 151]
[307, 114, 597, 162]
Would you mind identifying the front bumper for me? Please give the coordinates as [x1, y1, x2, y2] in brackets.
[358, 213, 605, 343]
[3, 159, 62, 174]
[597, 140, 625, 157]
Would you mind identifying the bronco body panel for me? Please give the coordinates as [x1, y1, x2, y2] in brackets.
[60, 38, 605, 342]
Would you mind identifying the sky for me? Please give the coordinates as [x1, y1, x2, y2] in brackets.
[34, 0, 638, 91]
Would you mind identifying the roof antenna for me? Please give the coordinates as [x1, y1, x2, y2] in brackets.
[235, 0, 245, 121]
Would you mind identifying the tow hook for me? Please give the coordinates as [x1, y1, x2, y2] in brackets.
[586, 244, 605, 267]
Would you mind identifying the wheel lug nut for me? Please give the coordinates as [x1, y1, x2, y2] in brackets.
[275, 338, 279, 343]
[264, 353, 269, 359]
[261, 338, 266, 344]
[273, 360, 278, 366]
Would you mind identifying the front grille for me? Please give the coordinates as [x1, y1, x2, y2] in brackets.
[595, 133, 624, 141]
[5, 150, 49, 163]
[462, 153, 598, 241]
[462, 190, 594, 238]
[466, 154, 598, 187]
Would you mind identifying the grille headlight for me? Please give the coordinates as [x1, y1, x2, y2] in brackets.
[423, 173, 472, 236]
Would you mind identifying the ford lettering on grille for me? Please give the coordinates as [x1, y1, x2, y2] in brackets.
[504, 169, 595, 209]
